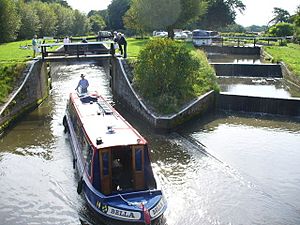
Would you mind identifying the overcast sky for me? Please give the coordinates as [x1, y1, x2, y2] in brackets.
[66, 0, 299, 27]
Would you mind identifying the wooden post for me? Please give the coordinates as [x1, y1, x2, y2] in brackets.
[110, 43, 115, 57]
[41, 46, 44, 60]
[77, 45, 79, 58]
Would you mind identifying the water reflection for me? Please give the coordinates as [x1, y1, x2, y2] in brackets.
[1, 61, 300, 225]
[218, 77, 300, 98]
[207, 53, 266, 64]
[0, 62, 110, 225]
[178, 113, 300, 224]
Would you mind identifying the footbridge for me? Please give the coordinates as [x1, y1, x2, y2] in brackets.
[40, 41, 115, 62]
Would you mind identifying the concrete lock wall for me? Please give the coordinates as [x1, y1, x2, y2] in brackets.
[0, 60, 49, 133]
[281, 62, 300, 87]
[110, 58, 216, 131]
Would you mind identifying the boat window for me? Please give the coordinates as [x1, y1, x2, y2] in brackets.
[135, 147, 143, 171]
[102, 152, 109, 176]
[86, 146, 93, 177]
[111, 146, 133, 192]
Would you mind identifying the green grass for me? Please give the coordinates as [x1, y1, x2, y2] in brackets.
[0, 40, 34, 63]
[0, 63, 26, 103]
[264, 44, 300, 78]
[127, 38, 150, 58]
[127, 38, 194, 58]
[0, 40, 35, 104]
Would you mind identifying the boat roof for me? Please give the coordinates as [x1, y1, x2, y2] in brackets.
[70, 92, 147, 149]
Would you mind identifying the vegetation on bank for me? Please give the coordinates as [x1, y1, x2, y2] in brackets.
[264, 43, 300, 78]
[0, 63, 26, 104]
[0, 40, 34, 63]
[132, 38, 219, 114]
[0, 40, 33, 104]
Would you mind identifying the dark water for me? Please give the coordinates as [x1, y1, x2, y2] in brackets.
[1, 62, 300, 225]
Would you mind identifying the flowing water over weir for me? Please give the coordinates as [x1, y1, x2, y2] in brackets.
[1, 62, 300, 225]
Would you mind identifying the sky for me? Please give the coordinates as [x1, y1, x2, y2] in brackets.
[66, 0, 299, 27]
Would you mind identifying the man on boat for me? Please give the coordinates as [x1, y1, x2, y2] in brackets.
[75, 74, 89, 94]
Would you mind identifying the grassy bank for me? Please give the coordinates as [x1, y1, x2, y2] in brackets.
[0, 63, 26, 104]
[264, 44, 300, 78]
[126, 38, 194, 58]
[0, 40, 34, 63]
[0, 41, 33, 104]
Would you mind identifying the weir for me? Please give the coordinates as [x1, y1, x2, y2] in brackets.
[217, 93, 300, 118]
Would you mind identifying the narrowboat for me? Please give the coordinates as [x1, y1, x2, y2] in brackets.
[63, 92, 167, 224]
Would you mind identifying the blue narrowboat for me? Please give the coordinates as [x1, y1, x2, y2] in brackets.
[63, 92, 167, 224]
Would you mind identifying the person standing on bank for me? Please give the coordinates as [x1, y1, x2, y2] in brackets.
[63, 36, 70, 52]
[75, 74, 89, 94]
[117, 33, 127, 58]
[32, 35, 38, 58]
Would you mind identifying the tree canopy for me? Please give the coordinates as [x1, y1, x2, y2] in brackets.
[294, 5, 300, 41]
[0, 0, 21, 43]
[268, 7, 291, 26]
[126, 0, 207, 38]
[107, 0, 131, 31]
[194, 0, 245, 30]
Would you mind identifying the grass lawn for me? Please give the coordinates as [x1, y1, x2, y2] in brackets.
[264, 43, 300, 78]
[127, 38, 194, 58]
[127, 38, 150, 58]
[0, 40, 35, 63]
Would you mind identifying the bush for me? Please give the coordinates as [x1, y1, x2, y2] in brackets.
[267, 22, 294, 37]
[133, 38, 219, 114]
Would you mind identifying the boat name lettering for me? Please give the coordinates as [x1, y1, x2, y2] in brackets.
[107, 206, 141, 220]
[150, 199, 165, 218]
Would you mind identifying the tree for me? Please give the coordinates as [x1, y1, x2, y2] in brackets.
[89, 14, 106, 34]
[0, 0, 21, 43]
[25, 0, 70, 8]
[222, 23, 245, 33]
[71, 10, 90, 36]
[195, 0, 245, 30]
[30, 1, 58, 37]
[267, 22, 294, 37]
[129, 0, 207, 38]
[268, 7, 291, 26]
[245, 25, 267, 33]
[17, 1, 41, 40]
[293, 5, 300, 41]
[123, 0, 145, 37]
[50, 3, 74, 37]
[107, 0, 131, 31]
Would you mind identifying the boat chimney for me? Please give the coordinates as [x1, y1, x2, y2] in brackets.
[96, 137, 103, 145]
[107, 126, 114, 134]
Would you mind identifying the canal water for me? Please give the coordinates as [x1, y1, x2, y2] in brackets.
[0, 62, 300, 225]
[218, 77, 300, 98]
[207, 53, 266, 64]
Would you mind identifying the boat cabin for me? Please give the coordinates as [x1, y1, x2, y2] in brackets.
[66, 93, 157, 196]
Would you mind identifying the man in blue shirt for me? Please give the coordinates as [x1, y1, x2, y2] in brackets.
[75, 74, 89, 94]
